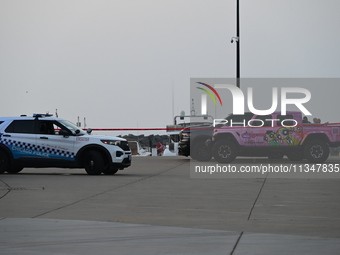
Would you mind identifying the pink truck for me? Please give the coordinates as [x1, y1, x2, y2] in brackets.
[211, 111, 340, 163]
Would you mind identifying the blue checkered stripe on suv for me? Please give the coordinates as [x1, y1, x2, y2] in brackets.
[36, 144, 75, 158]
[0, 138, 75, 159]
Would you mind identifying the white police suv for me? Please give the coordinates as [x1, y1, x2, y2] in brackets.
[0, 114, 131, 175]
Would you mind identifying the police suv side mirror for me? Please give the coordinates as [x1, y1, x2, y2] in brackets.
[87, 128, 92, 135]
[59, 130, 69, 137]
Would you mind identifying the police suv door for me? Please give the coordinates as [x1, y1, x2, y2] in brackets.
[35, 120, 76, 163]
[1, 119, 37, 159]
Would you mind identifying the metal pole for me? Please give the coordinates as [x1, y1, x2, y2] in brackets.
[236, 0, 240, 88]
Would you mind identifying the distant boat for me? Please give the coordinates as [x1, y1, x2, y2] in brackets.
[127, 140, 151, 156]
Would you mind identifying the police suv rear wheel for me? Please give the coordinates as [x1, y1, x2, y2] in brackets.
[213, 140, 238, 163]
[6, 166, 24, 174]
[0, 152, 9, 174]
[84, 150, 104, 175]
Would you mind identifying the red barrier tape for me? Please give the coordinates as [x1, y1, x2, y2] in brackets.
[90, 128, 168, 131]
[87, 123, 340, 132]
[87, 128, 183, 131]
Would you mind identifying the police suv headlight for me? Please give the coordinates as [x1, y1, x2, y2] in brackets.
[101, 140, 120, 146]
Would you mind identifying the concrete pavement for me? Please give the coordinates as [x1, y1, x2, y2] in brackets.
[1, 156, 340, 254]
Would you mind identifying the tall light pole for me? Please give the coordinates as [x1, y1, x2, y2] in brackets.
[236, 0, 240, 88]
[231, 0, 240, 88]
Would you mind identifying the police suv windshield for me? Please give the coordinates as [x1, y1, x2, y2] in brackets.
[58, 120, 86, 136]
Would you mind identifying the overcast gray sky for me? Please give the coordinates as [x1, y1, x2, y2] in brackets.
[1, 0, 339, 135]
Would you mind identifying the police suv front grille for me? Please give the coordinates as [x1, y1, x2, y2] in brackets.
[117, 141, 130, 151]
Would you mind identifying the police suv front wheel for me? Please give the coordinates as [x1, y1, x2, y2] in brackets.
[84, 150, 104, 175]
[102, 166, 119, 175]
[212, 140, 238, 163]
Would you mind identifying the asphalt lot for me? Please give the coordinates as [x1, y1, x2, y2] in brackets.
[1, 156, 340, 254]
